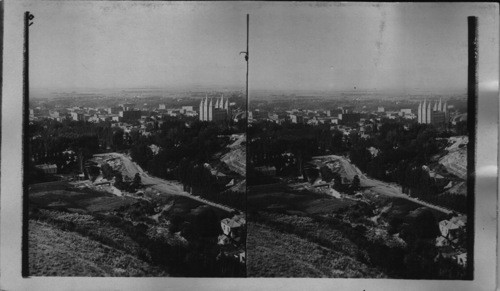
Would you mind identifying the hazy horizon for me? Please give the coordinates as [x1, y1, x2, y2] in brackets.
[26, 2, 498, 93]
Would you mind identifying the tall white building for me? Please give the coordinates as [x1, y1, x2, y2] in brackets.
[418, 98, 447, 126]
[426, 102, 432, 124]
[417, 102, 421, 123]
[199, 94, 230, 122]
[199, 97, 205, 121]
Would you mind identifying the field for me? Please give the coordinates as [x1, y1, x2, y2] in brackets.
[248, 223, 384, 278]
[247, 181, 451, 278]
[28, 180, 235, 277]
[29, 181, 137, 213]
[247, 219, 386, 278]
[365, 192, 449, 222]
[29, 220, 167, 276]
[248, 184, 355, 215]
[247, 184, 386, 277]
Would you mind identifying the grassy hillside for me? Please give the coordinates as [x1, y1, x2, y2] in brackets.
[246, 182, 454, 278]
[247, 184, 388, 278]
[28, 180, 240, 277]
[247, 222, 386, 278]
[29, 221, 167, 276]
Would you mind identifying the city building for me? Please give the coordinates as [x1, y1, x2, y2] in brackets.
[290, 114, 304, 123]
[418, 99, 448, 126]
[339, 112, 361, 124]
[119, 103, 136, 111]
[199, 94, 230, 122]
[35, 164, 57, 174]
[107, 107, 121, 114]
[400, 108, 412, 115]
[70, 112, 84, 121]
[122, 110, 142, 121]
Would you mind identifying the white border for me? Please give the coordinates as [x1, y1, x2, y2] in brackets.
[1, 1, 498, 291]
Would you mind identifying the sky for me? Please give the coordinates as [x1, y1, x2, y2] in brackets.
[26, 2, 498, 93]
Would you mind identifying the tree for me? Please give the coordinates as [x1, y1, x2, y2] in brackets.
[112, 128, 124, 150]
[351, 175, 361, 193]
[101, 163, 115, 180]
[114, 172, 124, 189]
[320, 165, 334, 182]
[87, 166, 101, 182]
[194, 208, 221, 237]
[131, 173, 142, 190]
[455, 120, 468, 135]
[130, 143, 153, 168]
[332, 172, 344, 192]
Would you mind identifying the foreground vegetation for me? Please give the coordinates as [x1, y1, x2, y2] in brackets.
[247, 184, 466, 279]
[29, 220, 167, 276]
[247, 222, 385, 278]
[248, 119, 468, 213]
[29, 182, 244, 277]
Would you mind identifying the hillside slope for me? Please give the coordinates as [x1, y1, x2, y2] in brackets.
[221, 133, 246, 176]
[438, 136, 467, 180]
[29, 220, 167, 277]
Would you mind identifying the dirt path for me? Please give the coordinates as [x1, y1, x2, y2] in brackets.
[95, 153, 236, 213]
[312, 155, 454, 215]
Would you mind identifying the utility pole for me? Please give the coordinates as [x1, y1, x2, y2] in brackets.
[466, 15, 477, 281]
[22, 11, 34, 277]
[241, 14, 249, 118]
[241, 14, 249, 277]
[246, 14, 249, 116]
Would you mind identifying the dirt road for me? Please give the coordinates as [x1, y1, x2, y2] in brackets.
[312, 155, 453, 215]
[94, 153, 236, 213]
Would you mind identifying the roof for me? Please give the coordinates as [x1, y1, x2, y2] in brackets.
[35, 164, 57, 170]
[439, 218, 464, 231]
[221, 215, 246, 228]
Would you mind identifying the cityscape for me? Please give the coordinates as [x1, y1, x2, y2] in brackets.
[28, 90, 247, 277]
[21, 1, 496, 281]
[246, 92, 469, 278]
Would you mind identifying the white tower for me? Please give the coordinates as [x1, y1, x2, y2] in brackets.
[418, 101, 422, 123]
[422, 100, 427, 124]
[426, 102, 432, 124]
[199, 98, 204, 121]
[208, 99, 213, 121]
[203, 95, 209, 121]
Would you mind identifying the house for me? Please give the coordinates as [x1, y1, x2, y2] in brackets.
[220, 215, 246, 242]
[238, 250, 246, 264]
[35, 164, 57, 174]
[435, 236, 450, 247]
[455, 252, 467, 267]
[438, 216, 466, 243]
[217, 234, 231, 245]
[254, 166, 276, 177]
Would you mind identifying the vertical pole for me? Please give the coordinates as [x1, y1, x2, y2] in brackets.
[244, 13, 249, 278]
[22, 11, 31, 277]
[246, 14, 249, 117]
[466, 15, 478, 280]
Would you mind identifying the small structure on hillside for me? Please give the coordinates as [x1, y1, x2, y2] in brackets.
[35, 164, 57, 174]
[438, 216, 466, 243]
[220, 214, 246, 243]
[254, 166, 276, 177]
